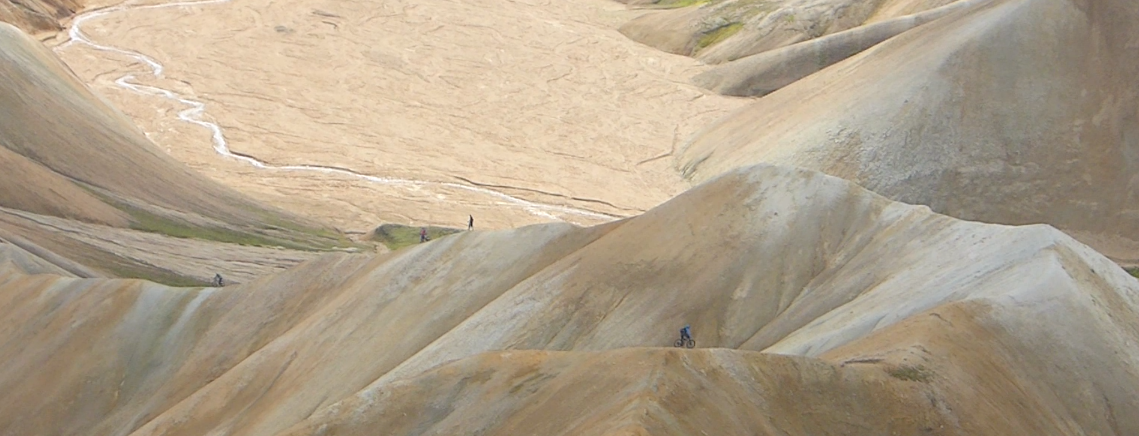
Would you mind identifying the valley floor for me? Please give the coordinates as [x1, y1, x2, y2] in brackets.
[50, 0, 745, 232]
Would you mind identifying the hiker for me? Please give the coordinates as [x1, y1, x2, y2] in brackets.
[468, 215, 474, 231]
[213, 273, 224, 287]
[680, 324, 692, 342]
[420, 227, 428, 243]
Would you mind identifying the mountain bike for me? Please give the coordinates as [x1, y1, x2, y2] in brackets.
[674, 337, 695, 348]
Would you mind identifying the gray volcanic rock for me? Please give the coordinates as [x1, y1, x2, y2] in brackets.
[679, 0, 1139, 263]
[692, 0, 986, 96]
[619, 0, 960, 63]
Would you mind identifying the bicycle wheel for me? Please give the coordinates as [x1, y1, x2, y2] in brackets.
[674, 339, 684, 347]
[686, 339, 696, 349]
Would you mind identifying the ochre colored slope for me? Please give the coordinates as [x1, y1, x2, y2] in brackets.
[0, 253, 374, 436]
[280, 349, 944, 436]
[2, 22, 264, 226]
[0, 23, 345, 258]
[0, 0, 80, 34]
[0, 223, 610, 436]
[0, 136, 129, 227]
[0, 225, 98, 276]
[1, 165, 1136, 435]
[0, 237, 74, 276]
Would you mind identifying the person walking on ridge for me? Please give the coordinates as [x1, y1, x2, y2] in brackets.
[213, 273, 224, 287]
[468, 215, 474, 231]
[420, 227, 428, 243]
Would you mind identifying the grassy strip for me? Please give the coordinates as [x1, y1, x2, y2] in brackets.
[255, 212, 362, 250]
[696, 22, 743, 52]
[887, 364, 933, 382]
[656, 0, 712, 8]
[372, 224, 462, 251]
[121, 203, 317, 251]
[79, 183, 354, 251]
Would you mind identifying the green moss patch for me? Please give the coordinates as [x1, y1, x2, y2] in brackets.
[696, 22, 743, 52]
[656, 0, 712, 8]
[887, 364, 934, 382]
[257, 213, 360, 250]
[79, 183, 354, 251]
[121, 203, 316, 251]
[372, 224, 462, 251]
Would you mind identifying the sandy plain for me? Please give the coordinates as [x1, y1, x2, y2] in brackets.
[51, 0, 744, 232]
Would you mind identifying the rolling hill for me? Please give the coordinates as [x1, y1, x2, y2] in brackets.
[618, 0, 960, 63]
[2, 0, 1137, 434]
[3, 165, 1136, 435]
[0, 22, 349, 283]
[0, 0, 80, 35]
[678, 0, 1139, 264]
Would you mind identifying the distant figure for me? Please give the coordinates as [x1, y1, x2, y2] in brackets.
[420, 227, 428, 243]
[213, 273, 224, 287]
[468, 215, 474, 231]
[674, 324, 695, 348]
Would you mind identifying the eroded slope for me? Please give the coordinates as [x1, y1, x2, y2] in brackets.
[619, 0, 960, 63]
[282, 350, 945, 435]
[679, 0, 1139, 263]
[0, 0, 80, 34]
[0, 23, 352, 282]
[0, 23, 341, 246]
[2, 165, 1137, 435]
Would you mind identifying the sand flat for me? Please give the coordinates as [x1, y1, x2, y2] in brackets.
[55, 0, 744, 231]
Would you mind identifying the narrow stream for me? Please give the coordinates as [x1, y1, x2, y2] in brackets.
[56, 1, 619, 223]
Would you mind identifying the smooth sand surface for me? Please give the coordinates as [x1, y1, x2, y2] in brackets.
[53, 0, 744, 232]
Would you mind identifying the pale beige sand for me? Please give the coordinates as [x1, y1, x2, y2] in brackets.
[0, 21, 344, 275]
[52, 0, 744, 232]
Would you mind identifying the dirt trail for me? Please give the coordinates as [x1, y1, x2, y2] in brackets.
[51, 0, 743, 231]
